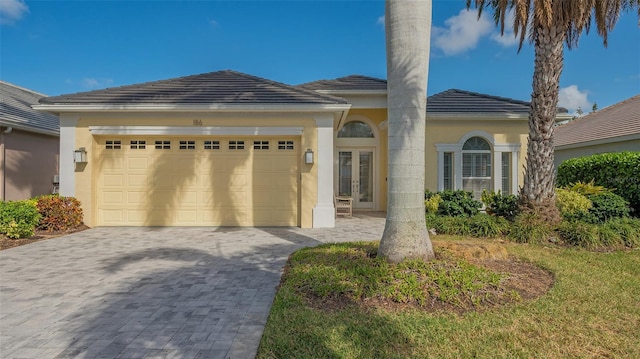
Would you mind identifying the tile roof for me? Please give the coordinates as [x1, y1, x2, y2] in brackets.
[1, 81, 59, 135]
[40, 70, 348, 106]
[298, 75, 388, 91]
[300, 76, 569, 115]
[555, 94, 640, 147]
[427, 89, 536, 114]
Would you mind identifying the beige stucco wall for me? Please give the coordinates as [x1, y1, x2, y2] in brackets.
[71, 113, 319, 228]
[425, 117, 529, 192]
[1, 129, 59, 201]
[554, 139, 640, 167]
[333, 110, 530, 210]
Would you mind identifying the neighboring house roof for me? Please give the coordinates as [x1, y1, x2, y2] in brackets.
[555, 94, 640, 148]
[1, 81, 59, 136]
[298, 75, 388, 92]
[40, 70, 348, 106]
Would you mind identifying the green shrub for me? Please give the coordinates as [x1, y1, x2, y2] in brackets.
[507, 212, 552, 243]
[36, 195, 84, 231]
[424, 194, 442, 214]
[437, 190, 482, 217]
[567, 180, 610, 196]
[468, 214, 510, 238]
[481, 190, 519, 221]
[557, 152, 640, 216]
[557, 221, 600, 249]
[0, 200, 41, 239]
[588, 192, 630, 223]
[425, 214, 471, 236]
[426, 214, 509, 238]
[556, 188, 592, 217]
[604, 217, 640, 248]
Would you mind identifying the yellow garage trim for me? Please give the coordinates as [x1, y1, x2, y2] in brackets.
[95, 136, 299, 226]
[88, 125, 304, 136]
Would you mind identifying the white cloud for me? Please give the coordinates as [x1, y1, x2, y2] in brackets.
[432, 9, 519, 56]
[0, 0, 29, 25]
[489, 11, 520, 47]
[558, 85, 592, 115]
[432, 9, 494, 56]
[377, 15, 384, 27]
[209, 19, 218, 27]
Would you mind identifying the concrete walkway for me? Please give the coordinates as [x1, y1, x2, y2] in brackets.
[0, 213, 385, 359]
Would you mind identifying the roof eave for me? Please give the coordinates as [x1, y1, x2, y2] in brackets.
[427, 112, 530, 119]
[0, 122, 59, 137]
[555, 133, 640, 150]
[314, 89, 387, 96]
[33, 103, 352, 114]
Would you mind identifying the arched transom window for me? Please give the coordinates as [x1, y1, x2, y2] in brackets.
[462, 137, 492, 198]
[337, 121, 375, 138]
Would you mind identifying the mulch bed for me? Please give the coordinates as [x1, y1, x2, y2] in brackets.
[0, 225, 90, 251]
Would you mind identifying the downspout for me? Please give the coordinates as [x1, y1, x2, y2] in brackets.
[0, 126, 12, 201]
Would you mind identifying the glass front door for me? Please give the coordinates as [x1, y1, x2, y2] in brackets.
[338, 149, 374, 209]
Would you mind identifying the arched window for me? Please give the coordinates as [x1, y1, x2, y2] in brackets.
[337, 121, 375, 138]
[462, 137, 492, 198]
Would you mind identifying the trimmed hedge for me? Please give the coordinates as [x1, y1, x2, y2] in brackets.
[0, 200, 41, 239]
[36, 195, 84, 231]
[557, 152, 640, 216]
[435, 190, 482, 217]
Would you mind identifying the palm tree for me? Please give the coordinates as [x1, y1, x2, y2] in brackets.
[379, 0, 435, 263]
[467, 0, 639, 222]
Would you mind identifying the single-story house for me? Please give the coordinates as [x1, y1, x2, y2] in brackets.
[34, 70, 570, 228]
[555, 94, 640, 167]
[1, 81, 60, 201]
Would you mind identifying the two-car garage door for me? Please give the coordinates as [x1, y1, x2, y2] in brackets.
[96, 136, 299, 226]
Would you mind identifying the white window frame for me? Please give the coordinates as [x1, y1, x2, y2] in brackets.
[435, 131, 520, 195]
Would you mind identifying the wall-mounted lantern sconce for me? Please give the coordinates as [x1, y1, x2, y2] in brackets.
[74, 147, 88, 163]
[304, 149, 314, 164]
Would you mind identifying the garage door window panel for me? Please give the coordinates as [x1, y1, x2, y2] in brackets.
[106, 140, 122, 150]
[179, 140, 196, 150]
[278, 140, 294, 150]
[204, 140, 220, 150]
[229, 140, 245, 150]
[155, 140, 171, 150]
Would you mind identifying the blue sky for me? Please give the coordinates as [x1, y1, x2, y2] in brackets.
[1, 0, 638, 114]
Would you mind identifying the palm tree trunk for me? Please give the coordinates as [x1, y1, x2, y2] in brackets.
[379, 0, 435, 263]
[521, 24, 564, 222]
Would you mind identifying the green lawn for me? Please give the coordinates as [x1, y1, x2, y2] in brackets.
[257, 238, 640, 359]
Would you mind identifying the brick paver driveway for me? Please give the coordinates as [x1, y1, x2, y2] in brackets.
[0, 214, 385, 359]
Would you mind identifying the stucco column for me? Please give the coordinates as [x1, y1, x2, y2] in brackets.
[454, 151, 463, 190]
[512, 150, 519, 195]
[494, 150, 502, 192]
[59, 115, 78, 196]
[312, 114, 335, 228]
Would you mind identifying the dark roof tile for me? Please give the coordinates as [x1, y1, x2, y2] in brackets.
[428, 89, 533, 114]
[1, 81, 59, 135]
[555, 95, 640, 147]
[41, 70, 348, 105]
[298, 75, 388, 91]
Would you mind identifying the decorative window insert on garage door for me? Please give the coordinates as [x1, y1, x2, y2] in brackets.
[95, 136, 300, 227]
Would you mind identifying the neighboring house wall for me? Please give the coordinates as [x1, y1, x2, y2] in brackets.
[1, 128, 59, 200]
[555, 138, 640, 167]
